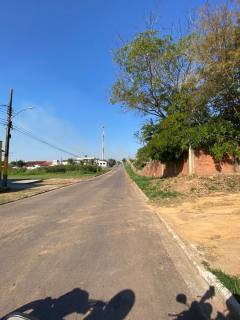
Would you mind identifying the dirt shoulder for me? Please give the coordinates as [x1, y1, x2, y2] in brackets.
[155, 192, 240, 276]
[154, 175, 240, 276]
[126, 164, 240, 277]
[151, 175, 240, 277]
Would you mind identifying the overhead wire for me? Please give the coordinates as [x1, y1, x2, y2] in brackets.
[12, 123, 80, 158]
[0, 106, 81, 158]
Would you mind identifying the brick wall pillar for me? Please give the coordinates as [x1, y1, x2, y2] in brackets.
[188, 145, 195, 175]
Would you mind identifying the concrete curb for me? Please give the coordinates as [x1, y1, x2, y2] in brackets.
[124, 165, 240, 318]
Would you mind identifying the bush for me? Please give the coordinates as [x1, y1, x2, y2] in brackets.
[45, 165, 66, 173]
[9, 167, 27, 175]
[80, 164, 100, 173]
[9, 163, 101, 176]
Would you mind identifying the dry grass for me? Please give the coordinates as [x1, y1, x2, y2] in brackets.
[155, 174, 240, 195]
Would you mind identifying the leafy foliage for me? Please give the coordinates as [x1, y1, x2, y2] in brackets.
[193, 3, 240, 127]
[111, 31, 195, 119]
[108, 158, 117, 167]
[9, 164, 101, 175]
[10, 160, 26, 168]
[111, 2, 240, 164]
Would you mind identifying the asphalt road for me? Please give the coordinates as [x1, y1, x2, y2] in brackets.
[0, 165, 225, 319]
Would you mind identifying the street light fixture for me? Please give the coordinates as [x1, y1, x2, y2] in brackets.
[12, 106, 34, 118]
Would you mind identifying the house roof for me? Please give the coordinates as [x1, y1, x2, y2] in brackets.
[26, 161, 52, 167]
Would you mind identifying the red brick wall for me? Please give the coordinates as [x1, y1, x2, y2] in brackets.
[194, 150, 237, 175]
[138, 150, 238, 177]
[163, 153, 189, 177]
[139, 154, 189, 178]
[141, 160, 164, 177]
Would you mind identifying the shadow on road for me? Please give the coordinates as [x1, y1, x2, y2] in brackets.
[2, 288, 135, 320]
[4, 180, 42, 192]
[169, 286, 239, 320]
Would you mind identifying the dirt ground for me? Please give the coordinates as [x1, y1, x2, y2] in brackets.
[155, 191, 240, 277]
[151, 174, 240, 196]
[0, 178, 84, 205]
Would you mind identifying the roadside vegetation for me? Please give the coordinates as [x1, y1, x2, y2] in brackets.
[111, 2, 240, 167]
[203, 262, 240, 303]
[126, 160, 240, 201]
[125, 163, 181, 200]
[9, 164, 107, 180]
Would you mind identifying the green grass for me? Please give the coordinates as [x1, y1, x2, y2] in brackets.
[9, 168, 109, 181]
[203, 262, 240, 303]
[9, 172, 95, 180]
[124, 163, 180, 200]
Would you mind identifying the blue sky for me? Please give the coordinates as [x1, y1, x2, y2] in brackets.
[0, 0, 222, 161]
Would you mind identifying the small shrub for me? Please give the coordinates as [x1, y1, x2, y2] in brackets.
[81, 164, 100, 173]
[45, 165, 66, 173]
[9, 167, 27, 175]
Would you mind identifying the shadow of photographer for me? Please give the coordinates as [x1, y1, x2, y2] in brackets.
[3, 288, 135, 320]
[169, 286, 239, 320]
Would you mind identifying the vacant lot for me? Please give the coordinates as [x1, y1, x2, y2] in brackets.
[156, 193, 240, 276]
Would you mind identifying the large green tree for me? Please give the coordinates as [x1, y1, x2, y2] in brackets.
[111, 31, 196, 119]
[193, 2, 240, 127]
[111, 2, 240, 164]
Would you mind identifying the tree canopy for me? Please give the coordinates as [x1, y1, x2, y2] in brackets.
[111, 2, 240, 164]
[111, 31, 196, 119]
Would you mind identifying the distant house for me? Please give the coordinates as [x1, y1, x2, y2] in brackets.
[52, 160, 60, 166]
[61, 160, 69, 166]
[77, 157, 108, 167]
[25, 161, 53, 170]
[76, 157, 95, 165]
[53, 157, 108, 167]
[96, 159, 108, 168]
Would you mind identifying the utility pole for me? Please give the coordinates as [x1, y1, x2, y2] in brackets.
[101, 125, 104, 160]
[0, 140, 2, 184]
[2, 89, 13, 188]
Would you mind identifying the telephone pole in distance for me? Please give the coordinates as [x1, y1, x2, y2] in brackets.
[2, 88, 13, 188]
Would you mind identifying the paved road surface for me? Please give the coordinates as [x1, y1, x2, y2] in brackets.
[0, 166, 225, 319]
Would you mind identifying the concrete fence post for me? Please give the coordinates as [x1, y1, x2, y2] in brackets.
[188, 145, 195, 175]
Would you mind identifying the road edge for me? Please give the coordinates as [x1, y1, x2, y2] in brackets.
[124, 165, 240, 319]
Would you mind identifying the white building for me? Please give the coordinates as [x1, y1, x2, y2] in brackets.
[61, 160, 69, 165]
[51, 160, 60, 166]
[76, 157, 95, 165]
[59, 157, 108, 168]
[96, 159, 108, 168]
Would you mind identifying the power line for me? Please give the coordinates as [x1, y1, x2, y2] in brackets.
[0, 110, 8, 117]
[0, 119, 7, 127]
[0, 112, 81, 158]
[12, 124, 80, 158]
